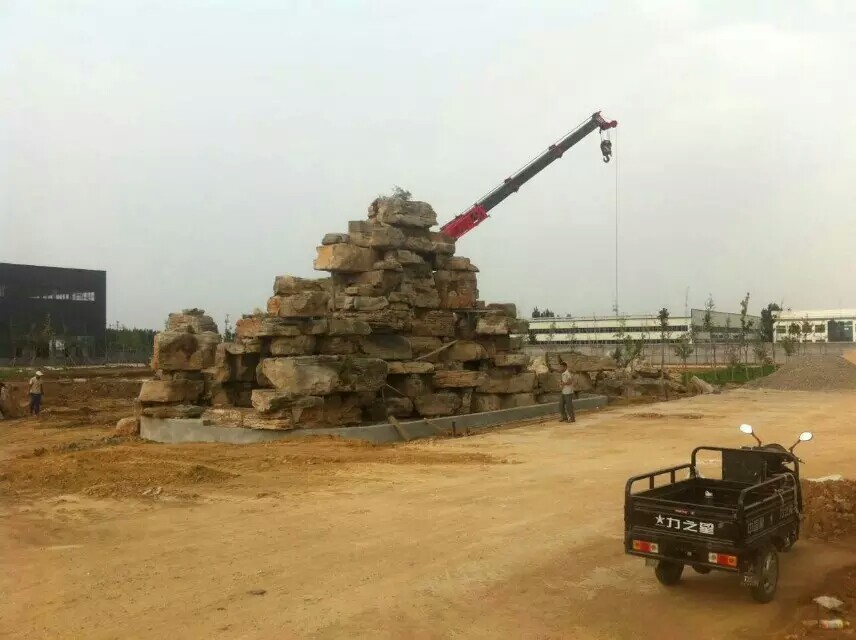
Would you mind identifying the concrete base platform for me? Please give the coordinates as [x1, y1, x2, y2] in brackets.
[140, 395, 608, 445]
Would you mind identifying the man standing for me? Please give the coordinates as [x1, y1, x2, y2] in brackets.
[28, 371, 44, 416]
[560, 362, 576, 423]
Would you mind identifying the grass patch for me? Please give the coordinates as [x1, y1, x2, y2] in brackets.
[682, 364, 777, 385]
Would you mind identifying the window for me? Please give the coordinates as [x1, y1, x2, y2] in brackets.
[815, 324, 826, 333]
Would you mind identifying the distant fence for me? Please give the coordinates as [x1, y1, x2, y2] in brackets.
[524, 341, 855, 366]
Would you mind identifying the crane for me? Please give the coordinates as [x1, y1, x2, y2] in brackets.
[440, 111, 618, 240]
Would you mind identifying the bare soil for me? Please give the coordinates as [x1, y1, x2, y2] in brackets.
[3, 382, 856, 639]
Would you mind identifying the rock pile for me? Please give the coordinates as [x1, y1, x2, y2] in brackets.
[746, 355, 856, 391]
[139, 197, 548, 430]
[802, 478, 856, 541]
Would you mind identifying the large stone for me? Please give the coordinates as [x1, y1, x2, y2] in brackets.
[167, 309, 218, 334]
[476, 336, 511, 357]
[471, 393, 501, 413]
[428, 231, 455, 255]
[494, 353, 529, 368]
[273, 275, 330, 296]
[385, 249, 425, 266]
[500, 393, 537, 409]
[327, 317, 372, 336]
[348, 220, 407, 250]
[342, 296, 389, 312]
[359, 334, 412, 360]
[251, 390, 325, 415]
[486, 303, 517, 317]
[414, 392, 462, 417]
[690, 376, 715, 394]
[388, 373, 433, 398]
[343, 269, 403, 294]
[476, 315, 512, 335]
[115, 416, 139, 436]
[442, 340, 489, 362]
[476, 370, 536, 394]
[258, 356, 388, 394]
[387, 361, 435, 375]
[138, 379, 203, 404]
[211, 344, 259, 383]
[433, 370, 488, 388]
[141, 404, 206, 419]
[444, 256, 479, 272]
[321, 233, 350, 245]
[384, 396, 414, 419]
[270, 335, 317, 356]
[411, 311, 456, 338]
[314, 244, 378, 273]
[152, 330, 220, 371]
[236, 315, 327, 339]
[434, 270, 479, 310]
[267, 292, 331, 318]
[341, 309, 412, 333]
[537, 372, 562, 393]
[407, 336, 443, 359]
[317, 336, 358, 355]
[369, 197, 437, 229]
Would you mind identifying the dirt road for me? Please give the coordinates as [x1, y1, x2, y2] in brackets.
[2, 389, 856, 639]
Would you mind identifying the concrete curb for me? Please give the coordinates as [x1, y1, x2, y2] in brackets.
[140, 394, 608, 445]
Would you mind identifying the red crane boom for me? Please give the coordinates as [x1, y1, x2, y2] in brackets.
[440, 111, 617, 240]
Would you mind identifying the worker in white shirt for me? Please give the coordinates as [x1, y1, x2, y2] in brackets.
[560, 363, 576, 423]
[28, 371, 44, 416]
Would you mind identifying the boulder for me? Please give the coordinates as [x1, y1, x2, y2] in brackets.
[359, 334, 413, 360]
[115, 417, 139, 436]
[476, 336, 511, 357]
[428, 231, 455, 255]
[273, 275, 330, 296]
[537, 393, 562, 405]
[434, 270, 479, 309]
[141, 404, 206, 419]
[471, 393, 502, 413]
[442, 340, 489, 362]
[476, 370, 536, 394]
[476, 315, 511, 335]
[267, 292, 331, 318]
[690, 376, 715, 394]
[384, 396, 414, 418]
[236, 315, 327, 338]
[500, 393, 537, 409]
[152, 330, 220, 371]
[414, 392, 462, 417]
[314, 244, 378, 273]
[167, 309, 218, 334]
[408, 336, 444, 359]
[335, 269, 403, 295]
[486, 303, 516, 317]
[317, 336, 358, 355]
[411, 311, 456, 338]
[388, 373, 433, 398]
[321, 233, 350, 245]
[493, 353, 529, 368]
[342, 296, 389, 312]
[369, 197, 437, 229]
[327, 317, 372, 336]
[387, 361, 435, 375]
[443, 256, 479, 272]
[138, 379, 204, 404]
[258, 356, 388, 394]
[536, 372, 562, 393]
[251, 390, 325, 415]
[341, 309, 412, 333]
[270, 335, 317, 356]
[433, 370, 488, 388]
[384, 249, 425, 265]
[348, 220, 407, 250]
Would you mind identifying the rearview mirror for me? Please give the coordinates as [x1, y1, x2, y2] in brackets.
[799, 431, 813, 442]
[739, 424, 754, 435]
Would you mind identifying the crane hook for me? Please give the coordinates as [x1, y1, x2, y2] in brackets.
[600, 139, 612, 163]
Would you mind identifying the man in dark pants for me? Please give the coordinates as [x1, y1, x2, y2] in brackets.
[29, 370, 44, 416]
[560, 362, 576, 422]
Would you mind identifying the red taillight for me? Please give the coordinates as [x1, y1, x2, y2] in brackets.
[708, 552, 738, 567]
[632, 540, 659, 554]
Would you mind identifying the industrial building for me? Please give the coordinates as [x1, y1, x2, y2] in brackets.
[0, 262, 107, 360]
[528, 309, 759, 346]
[774, 309, 856, 343]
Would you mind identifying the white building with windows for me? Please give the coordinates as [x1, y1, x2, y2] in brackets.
[527, 309, 757, 346]
[773, 309, 856, 343]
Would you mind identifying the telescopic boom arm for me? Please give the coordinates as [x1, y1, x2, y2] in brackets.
[440, 111, 617, 240]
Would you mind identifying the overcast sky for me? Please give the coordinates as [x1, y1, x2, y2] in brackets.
[2, 0, 855, 329]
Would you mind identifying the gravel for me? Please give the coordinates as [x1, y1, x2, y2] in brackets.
[747, 355, 856, 391]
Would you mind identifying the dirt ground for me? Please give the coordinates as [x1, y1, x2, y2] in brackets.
[2, 380, 856, 639]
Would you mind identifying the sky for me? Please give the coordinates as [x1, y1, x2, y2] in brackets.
[2, 0, 855, 329]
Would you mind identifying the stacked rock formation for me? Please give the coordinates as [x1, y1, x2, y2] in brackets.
[139, 197, 536, 430]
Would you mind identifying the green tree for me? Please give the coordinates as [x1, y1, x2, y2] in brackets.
[657, 307, 671, 369]
[759, 302, 781, 342]
[223, 314, 236, 342]
[673, 333, 694, 384]
[531, 307, 541, 318]
[738, 292, 753, 374]
[703, 295, 718, 381]
[780, 336, 799, 360]
[801, 317, 812, 354]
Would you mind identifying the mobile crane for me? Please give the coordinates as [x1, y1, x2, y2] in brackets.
[440, 111, 618, 240]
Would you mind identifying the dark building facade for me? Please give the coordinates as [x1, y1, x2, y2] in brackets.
[0, 263, 106, 359]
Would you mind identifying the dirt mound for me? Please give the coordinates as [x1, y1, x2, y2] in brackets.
[802, 479, 856, 541]
[747, 356, 856, 391]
